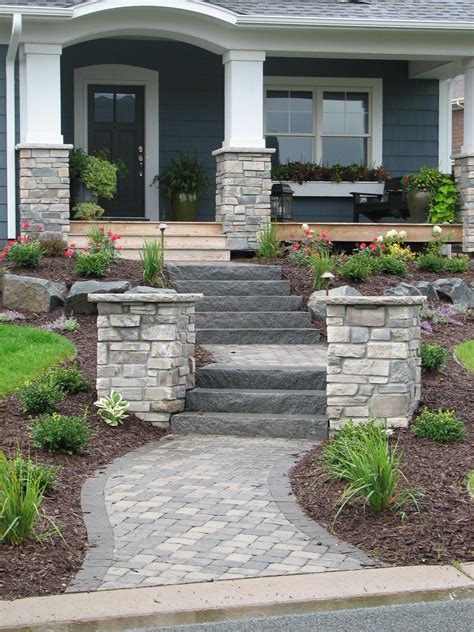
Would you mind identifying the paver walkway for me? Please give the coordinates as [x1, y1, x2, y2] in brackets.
[71, 435, 377, 592]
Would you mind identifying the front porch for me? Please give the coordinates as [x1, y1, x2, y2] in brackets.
[12, 2, 474, 252]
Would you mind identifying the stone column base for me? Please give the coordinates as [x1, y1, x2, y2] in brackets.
[17, 143, 73, 242]
[454, 153, 474, 253]
[322, 296, 425, 432]
[89, 292, 202, 429]
[213, 147, 274, 251]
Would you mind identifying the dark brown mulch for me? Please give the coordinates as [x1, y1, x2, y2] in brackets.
[0, 311, 164, 601]
[290, 312, 474, 567]
[195, 344, 215, 369]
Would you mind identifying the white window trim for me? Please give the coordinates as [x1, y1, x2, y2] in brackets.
[263, 76, 383, 167]
[74, 64, 159, 220]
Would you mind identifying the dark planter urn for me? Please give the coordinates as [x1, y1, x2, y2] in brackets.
[171, 191, 198, 221]
[407, 190, 431, 222]
[71, 179, 99, 207]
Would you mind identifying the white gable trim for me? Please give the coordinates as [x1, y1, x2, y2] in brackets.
[74, 64, 159, 220]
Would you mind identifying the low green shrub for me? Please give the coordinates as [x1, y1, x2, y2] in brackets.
[0, 451, 46, 545]
[30, 412, 92, 454]
[13, 455, 59, 494]
[5, 240, 44, 268]
[416, 253, 446, 273]
[412, 408, 465, 443]
[339, 254, 372, 282]
[444, 256, 470, 274]
[421, 342, 448, 373]
[19, 380, 64, 416]
[47, 365, 90, 395]
[72, 202, 105, 220]
[75, 250, 113, 277]
[374, 255, 407, 277]
[257, 223, 282, 259]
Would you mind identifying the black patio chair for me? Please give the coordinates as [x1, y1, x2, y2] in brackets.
[351, 177, 409, 223]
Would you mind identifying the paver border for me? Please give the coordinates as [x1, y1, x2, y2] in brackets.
[268, 452, 379, 567]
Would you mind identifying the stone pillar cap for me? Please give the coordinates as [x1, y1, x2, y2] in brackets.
[88, 293, 203, 303]
[320, 296, 426, 305]
[212, 147, 275, 156]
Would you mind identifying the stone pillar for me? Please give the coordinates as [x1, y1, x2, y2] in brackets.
[89, 292, 202, 429]
[322, 296, 425, 432]
[213, 147, 274, 251]
[454, 154, 474, 253]
[17, 144, 72, 242]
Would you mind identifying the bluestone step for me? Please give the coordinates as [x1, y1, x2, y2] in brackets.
[196, 311, 311, 330]
[196, 295, 303, 313]
[171, 412, 328, 440]
[197, 328, 320, 345]
[168, 264, 282, 281]
[196, 365, 327, 390]
[173, 280, 290, 296]
[186, 388, 326, 415]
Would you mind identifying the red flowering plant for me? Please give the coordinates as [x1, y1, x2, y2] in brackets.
[288, 223, 334, 266]
[69, 224, 122, 277]
[0, 222, 45, 268]
[353, 236, 387, 258]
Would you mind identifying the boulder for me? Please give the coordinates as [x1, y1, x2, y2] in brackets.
[413, 281, 439, 302]
[126, 286, 177, 294]
[308, 285, 362, 321]
[430, 278, 474, 307]
[383, 283, 422, 298]
[66, 280, 131, 315]
[2, 274, 67, 313]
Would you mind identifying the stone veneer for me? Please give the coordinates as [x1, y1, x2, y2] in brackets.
[17, 144, 72, 242]
[454, 153, 474, 253]
[89, 292, 202, 429]
[213, 147, 275, 251]
[321, 296, 425, 432]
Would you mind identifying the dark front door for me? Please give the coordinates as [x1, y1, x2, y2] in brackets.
[88, 85, 145, 218]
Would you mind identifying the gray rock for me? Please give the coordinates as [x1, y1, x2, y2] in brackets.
[431, 278, 473, 307]
[383, 283, 422, 297]
[66, 280, 131, 314]
[126, 286, 177, 294]
[413, 281, 439, 302]
[3, 274, 67, 313]
[308, 285, 362, 320]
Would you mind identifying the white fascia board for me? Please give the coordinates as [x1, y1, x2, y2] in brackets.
[0, 6, 72, 19]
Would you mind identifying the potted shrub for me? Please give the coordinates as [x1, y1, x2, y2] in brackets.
[70, 149, 119, 205]
[152, 155, 210, 221]
[72, 201, 105, 220]
[403, 167, 444, 222]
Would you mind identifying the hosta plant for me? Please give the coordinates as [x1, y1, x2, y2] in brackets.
[95, 390, 130, 426]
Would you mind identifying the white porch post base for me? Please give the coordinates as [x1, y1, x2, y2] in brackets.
[454, 153, 474, 253]
[17, 144, 73, 242]
[213, 147, 274, 251]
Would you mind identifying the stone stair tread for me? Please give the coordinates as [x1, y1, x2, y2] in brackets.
[190, 388, 325, 395]
[196, 296, 303, 312]
[197, 329, 320, 345]
[168, 264, 282, 280]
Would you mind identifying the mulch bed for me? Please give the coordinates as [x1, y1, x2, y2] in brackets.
[0, 302, 166, 600]
[290, 306, 474, 567]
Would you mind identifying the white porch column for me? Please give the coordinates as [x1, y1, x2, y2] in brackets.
[20, 43, 63, 145]
[222, 50, 266, 149]
[454, 58, 474, 252]
[462, 57, 474, 154]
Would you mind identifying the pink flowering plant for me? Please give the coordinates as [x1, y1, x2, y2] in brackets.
[69, 224, 122, 278]
[288, 223, 334, 266]
[0, 222, 45, 268]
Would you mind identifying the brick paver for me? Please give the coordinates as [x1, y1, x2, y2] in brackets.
[71, 435, 377, 591]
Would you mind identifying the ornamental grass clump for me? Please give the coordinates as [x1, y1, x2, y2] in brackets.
[140, 240, 165, 286]
[30, 411, 92, 454]
[420, 342, 448, 373]
[413, 408, 465, 443]
[257, 223, 282, 259]
[323, 420, 420, 516]
[308, 251, 337, 290]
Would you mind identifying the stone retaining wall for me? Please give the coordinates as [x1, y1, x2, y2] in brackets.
[17, 144, 72, 242]
[322, 296, 425, 432]
[89, 292, 202, 429]
[213, 147, 274, 251]
[454, 153, 474, 253]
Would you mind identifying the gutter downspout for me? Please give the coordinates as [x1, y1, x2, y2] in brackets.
[6, 13, 22, 239]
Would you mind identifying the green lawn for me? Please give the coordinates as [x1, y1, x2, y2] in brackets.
[455, 340, 474, 373]
[0, 324, 75, 399]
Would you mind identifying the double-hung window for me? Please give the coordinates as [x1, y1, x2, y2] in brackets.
[264, 78, 382, 167]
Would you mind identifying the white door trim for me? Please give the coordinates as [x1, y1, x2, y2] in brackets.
[74, 64, 159, 220]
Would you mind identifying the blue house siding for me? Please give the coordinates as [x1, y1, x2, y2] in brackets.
[61, 40, 224, 222]
[61, 43, 439, 223]
[264, 58, 439, 221]
[0, 46, 7, 243]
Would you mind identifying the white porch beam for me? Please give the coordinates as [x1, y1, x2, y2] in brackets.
[19, 43, 63, 145]
[222, 50, 266, 149]
[438, 78, 452, 173]
[462, 58, 474, 155]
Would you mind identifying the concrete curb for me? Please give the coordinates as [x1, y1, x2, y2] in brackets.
[1, 565, 472, 630]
